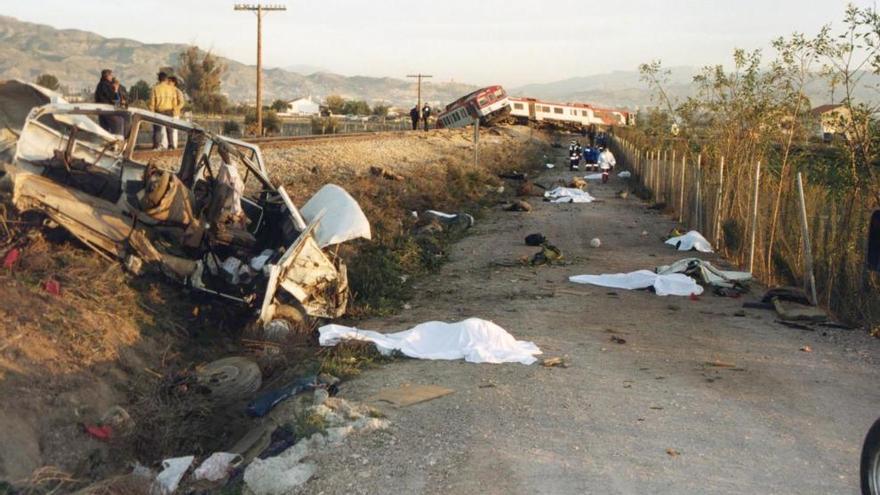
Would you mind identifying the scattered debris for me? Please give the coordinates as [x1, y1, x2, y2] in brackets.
[43, 278, 60, 296]
[584, 173, 604, 180]
[704, 360, 736, 368]
[154, 456, 195, 495]
[665, 230, 714, 253]
[196, 357, 263, 401]
[498, 171, 528, 180]
[371, 384, 455, 407]
[84, 424, 113, 442]
[246, 375, 319, 418]
[590, 238, 602, 248]
[193, 452, 242, 482]
[2, 247, 19, 269]
[655, 258, 751, 291]
[617, 190, 630, 199]
[243, 398, 389, 495]
[525, 233, 547, 246]
[568, 177, 587, 189]
[545, 163, 555, 169]
[541, 357, 569, 368]
[503, 200, 532, 212]
[319, 318, 542, 365]
[422, 210, 475, 233]
[516, 180, 546, 197]
[531, 243, 563, 266]
[801, 345, 813, 353]
[773, 299, 827, 322]
[369, 165, 404, 181]
[666, 448, 680, 457]
[610, 336, 627, 344]
[618, 171, 632, 178]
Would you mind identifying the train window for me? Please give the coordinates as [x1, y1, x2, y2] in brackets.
[513, 103, 524, 110]
[540, 106, 550, 113]
[478, 97, 488, 106]
[554, 107, 563, 114]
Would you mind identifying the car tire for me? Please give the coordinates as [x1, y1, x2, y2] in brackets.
[861, 417, 880, 494]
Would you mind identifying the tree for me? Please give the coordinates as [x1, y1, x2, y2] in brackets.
[35, 74, 60, 91]
[271, 99, 289, 112]
[129, 80, 152, 103]
[372, 104, 389, 118]
[341, 100, 371, 116]
[245, 108, 281, 135]
[324, 95, 345, 115]
[176, 46, 227, 114]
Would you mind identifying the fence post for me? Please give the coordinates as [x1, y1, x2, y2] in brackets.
[796, 172, 818, 305]
[678, 153, 687, 223]
[714, 156, 725, 247]
[473, 118, 480, 167]
[748, 161, 762, 274]
[670, 149, 677, 212]
[695, 153, 703, 229]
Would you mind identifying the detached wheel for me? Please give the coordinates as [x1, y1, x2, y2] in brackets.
[196, 357, 262, 401]
[861, 417, 880, 494]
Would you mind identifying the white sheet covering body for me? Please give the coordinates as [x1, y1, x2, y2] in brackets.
[318, 318, 542, 365]
[569, 270, 704, 296]
[656, 258, 752, 287]
[666, 231, 713, 253]
[300, 184, 372, 247]
[544, 187, 596, 203]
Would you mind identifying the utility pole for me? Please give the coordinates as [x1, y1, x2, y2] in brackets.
[235, 3, 286, 136]
[407, 73, 432, 119]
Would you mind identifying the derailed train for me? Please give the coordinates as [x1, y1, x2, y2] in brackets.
[436, 85, 633, 130]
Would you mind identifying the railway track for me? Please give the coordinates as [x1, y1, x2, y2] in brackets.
[132, 129, 418, 159]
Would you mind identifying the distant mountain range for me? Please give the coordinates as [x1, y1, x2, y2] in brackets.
[0, 15, 476, 107]
[511, 66, 878, 110]
[1, 14, 873, 112]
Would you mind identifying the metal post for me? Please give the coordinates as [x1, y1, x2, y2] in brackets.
[679, 154, 686, 222]
[714, 156, 725, 247]
[671, 149, 677, 213]
[796, 172, 818, 305]
[407, 73, 433, 120]
[473, 118, 480, 167]
[695, 154, 703, 230]
[748, 161, 762, 274]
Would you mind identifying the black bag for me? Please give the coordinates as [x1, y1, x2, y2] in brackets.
[525, 233, 546, 246]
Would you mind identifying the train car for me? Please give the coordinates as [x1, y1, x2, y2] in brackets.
[436, 85, 511, 129]
[509, 96, 632, 129]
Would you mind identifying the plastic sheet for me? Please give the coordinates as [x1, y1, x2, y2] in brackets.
[319, 318, 542, 365]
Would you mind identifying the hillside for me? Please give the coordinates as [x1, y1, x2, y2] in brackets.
[0, 15, 476, 106]
[512, 66, 878, 110]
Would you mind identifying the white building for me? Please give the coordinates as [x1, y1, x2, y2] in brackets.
[279, 96, 320, 116]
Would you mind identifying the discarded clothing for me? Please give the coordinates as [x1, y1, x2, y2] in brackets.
[504, 200, 532, 212]
[531, 244, 562, 265]
[319, 318, 542, 365]
[544, 187, 595, 204]
[194, 452, 242, 482]
[301, 184, 372, 248]
[424, 210, 475, 229]
[569, 270, 704, 296]
[655, 258, 751, 289]
[666, 230, 713, 253]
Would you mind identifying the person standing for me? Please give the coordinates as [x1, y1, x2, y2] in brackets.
[94, 69, 118, 133]
[149, 71, 181, 149]
[168, 76, 186, 149]
[409, 106, 420, 130]
[598, 146, 616, 183]
[587, 124, 597, 147]
[111, 77, 129, 136]
[421, 103, 431, 131]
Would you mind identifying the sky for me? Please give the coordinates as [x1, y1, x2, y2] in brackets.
[2, 0, 872, 87]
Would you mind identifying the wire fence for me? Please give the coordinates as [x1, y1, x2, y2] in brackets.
[611, 130, 880, 328]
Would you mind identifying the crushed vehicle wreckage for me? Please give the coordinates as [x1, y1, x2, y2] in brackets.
[0, 80, 371, 325]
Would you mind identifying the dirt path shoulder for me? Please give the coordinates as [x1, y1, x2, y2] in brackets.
[303, 142, 880, 495]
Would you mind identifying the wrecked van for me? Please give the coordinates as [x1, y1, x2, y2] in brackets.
[0, 80, 370, 325]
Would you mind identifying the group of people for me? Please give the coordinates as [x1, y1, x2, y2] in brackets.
[569, 137, 616, 182]
[409, 103, 432, 131]
[92, 69, 185, 150]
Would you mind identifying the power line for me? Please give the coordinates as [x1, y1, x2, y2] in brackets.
[234, 3, 287, 136]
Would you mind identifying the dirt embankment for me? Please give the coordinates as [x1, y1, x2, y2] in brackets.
[0, 126, 552, 491]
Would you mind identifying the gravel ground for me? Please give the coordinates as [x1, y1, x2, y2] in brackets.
[298, 140, 880, 495]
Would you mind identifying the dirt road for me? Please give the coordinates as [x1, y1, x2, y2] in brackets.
[303, 143, 880, 495]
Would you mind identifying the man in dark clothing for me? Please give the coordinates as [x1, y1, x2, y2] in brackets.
[410, 106, 420, 130]
[422, 104, 432, 131]
[94, 69, 119, 133]
[587, 124, 597, 147]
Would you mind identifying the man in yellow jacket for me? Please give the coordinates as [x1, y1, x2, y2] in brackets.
[149, 71, 182, 149]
